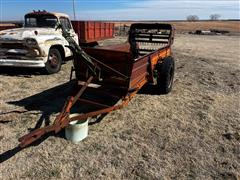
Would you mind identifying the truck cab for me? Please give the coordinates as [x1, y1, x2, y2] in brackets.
[0, 10, 78, 74]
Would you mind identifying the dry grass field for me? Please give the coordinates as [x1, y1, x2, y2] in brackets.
[171, 21, 240, 34]
[115, 21, 240, 34]
[1, 20, 240, 33]
[0, 24, 15, 26]
[0, 24, 17, 31]
[0, 34, 240, 179]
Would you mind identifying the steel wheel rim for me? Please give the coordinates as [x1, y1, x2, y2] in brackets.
[49, 53, 59, 68]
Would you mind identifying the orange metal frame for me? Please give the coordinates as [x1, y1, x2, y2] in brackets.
[18, 23, 174, 148]
[19, 47, 171, 148]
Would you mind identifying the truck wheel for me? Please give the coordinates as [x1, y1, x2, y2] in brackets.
[44, 48, 62, 74]
[156, 56, 175, 94]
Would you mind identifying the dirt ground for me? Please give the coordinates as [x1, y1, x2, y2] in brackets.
[0, 34, 239, 179]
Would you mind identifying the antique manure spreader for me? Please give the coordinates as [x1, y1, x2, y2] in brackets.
[19, 23, 175, 147]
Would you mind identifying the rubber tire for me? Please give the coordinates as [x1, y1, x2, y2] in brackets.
[44, 48, 62, 74]
[156, 56, 175, 94]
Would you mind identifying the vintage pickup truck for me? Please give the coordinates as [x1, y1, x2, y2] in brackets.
[0, 11, 114, 74]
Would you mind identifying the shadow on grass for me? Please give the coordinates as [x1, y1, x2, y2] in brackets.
[138, 84, 161, 95]
[0, 67, 43, 77]
[0, 81, 75, 163]
[0, 115, 109, 163]
[0, 81, 163, 164]
[0, 130, 66, 164]
[0, 61, 69, 77]
[0, 80, 121, 163]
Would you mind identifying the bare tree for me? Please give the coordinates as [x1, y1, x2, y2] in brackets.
[186, 15, 199, 22]
[210, 14, 221, 20]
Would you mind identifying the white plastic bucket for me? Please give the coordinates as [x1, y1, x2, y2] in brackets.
[65, 114, 89, 143]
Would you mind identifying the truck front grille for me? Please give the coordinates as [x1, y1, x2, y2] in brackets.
[1, 43, 26, 49]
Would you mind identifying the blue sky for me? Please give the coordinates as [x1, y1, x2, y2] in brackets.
[0, 0, 239, 21]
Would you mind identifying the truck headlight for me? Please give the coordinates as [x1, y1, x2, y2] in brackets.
[25, 38, 38, 46]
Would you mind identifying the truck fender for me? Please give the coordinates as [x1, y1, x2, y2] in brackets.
[50, 45, 65, 61]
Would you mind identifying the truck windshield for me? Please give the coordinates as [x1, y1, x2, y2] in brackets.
[25, 15, 58, 28]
